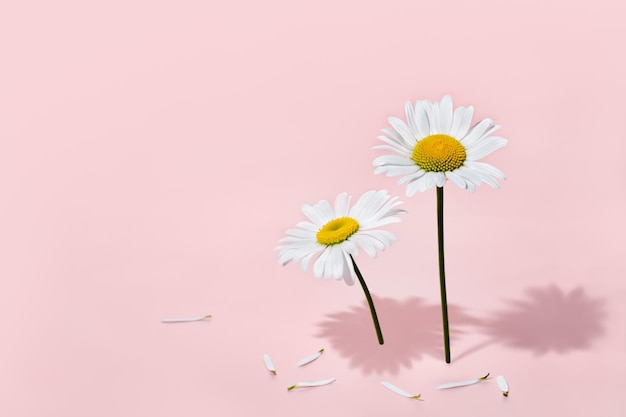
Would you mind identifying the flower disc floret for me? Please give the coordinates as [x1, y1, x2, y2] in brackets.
[316, 217, 360, 246]
[411, 134, 466, 172]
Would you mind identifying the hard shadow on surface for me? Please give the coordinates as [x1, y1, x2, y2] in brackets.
[456, 285, 606, 360]
[316, 296, 480, 375]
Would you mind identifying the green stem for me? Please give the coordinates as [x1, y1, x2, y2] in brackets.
[350, 254, 384, 345]
[437, 186, 451, 363]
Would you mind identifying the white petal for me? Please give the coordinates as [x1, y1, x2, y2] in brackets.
[313, 248, 331, 278]
[312, 199, 336, 224]
[449, 105, 474, 138]
[461, 118, 494, 147]
[300, 250, 319, 272]
[405, 176, 428, 196]
[465, 136, 507, 161]
[301, 203, 327, 227]
[263, 354, 277, 375]
[349, 190, 381, 220]
[465, 161, 506, 180]
[496, 375, 509, 396]
[297, 348, 324, 366]
[285, 227, 315, 238]
[340, 239, 358, 256]
[359, 191, 403, 224]
[438, 95, 453, 134]
[413, 100, 431, 138]
[350, 234, 379, 258]
[375, 165, 418, 177]
[422, 172, 439, 190]
[374, 133, 413, 155]
[328, 245, 344, 279]
[341, 250, 356, 286]
[161, 314, 211, 323]
[398, 169, 426, 185]
[387, 116, 416, 148]
[434, 172, 446, 187]
[373, 154, 415, 166]
[296, 221, 317, 231]
[445, 170, 468, 190]
[356, 230, 397, 249]
[407, 172, 437, 195]
[334, 192, 351, 217]
[429, 100, 443, 134]
[455, 166, 483, 185]
[458, 163, 505, 190]
[364, 214, 403, 228]
[381, 381, 422, 399]
[277, 235, 314, 244]
[405, 101, 419, 137]
[372, 143, 410, 156]
[472, 169, 500, 189]
[437, 373, 490, 389]
[278, 243, 322, 266]
[287, 378, 336, 390]
[381, 128, 414, 151]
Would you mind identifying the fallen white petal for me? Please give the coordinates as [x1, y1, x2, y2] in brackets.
[287, 378, 335, 391]
[263, 354, 277, 375]
[381, 381, 422, 399]
[497, 375, 509, 396]
[297, 348, 324, 366]
[161, 314, 211, 323]
[437, 373, 490, 389]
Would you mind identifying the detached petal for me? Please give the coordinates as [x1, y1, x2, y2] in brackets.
[287, 378, 335, 390]
[437, 373, 490, 389]
[161, 314, 211, 323]
[297, 348, 325, 366]
[497, 375, 509, 396]
[263, 354, 277, 375]
[381, 381, 422, 400]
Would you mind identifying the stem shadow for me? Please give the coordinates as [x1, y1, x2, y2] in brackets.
[315, 296, 480, 375]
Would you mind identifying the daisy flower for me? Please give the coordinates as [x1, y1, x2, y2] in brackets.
[277, 190, 405, 344]
[373, 95, 507, 195]
[277, 190, 404, 286]
[373, 95, 509, 362]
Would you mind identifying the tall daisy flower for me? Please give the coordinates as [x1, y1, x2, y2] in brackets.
[277, 190, 405, 344]
[373, 95, 506, 195]
[373, 96, 508, 363]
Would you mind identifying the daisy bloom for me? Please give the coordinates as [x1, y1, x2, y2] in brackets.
[277, 190, 404, 345]
[276, 190, 404, 286]
[373, 95, 507, 195]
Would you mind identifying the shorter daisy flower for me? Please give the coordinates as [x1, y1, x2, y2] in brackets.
[277, 190, 404, 286]
[373, 95, 507, 195]
[277, 190, 405, 344]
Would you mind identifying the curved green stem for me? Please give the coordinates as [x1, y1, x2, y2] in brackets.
[437, 186, 451, 363]
[350, 255, 384, 345]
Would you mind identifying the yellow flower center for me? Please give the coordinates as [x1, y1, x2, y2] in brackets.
[411, 134, 466, 172]
[316, 217, 360, 246]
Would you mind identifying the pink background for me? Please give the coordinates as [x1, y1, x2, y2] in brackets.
[1, 1, 625, 416]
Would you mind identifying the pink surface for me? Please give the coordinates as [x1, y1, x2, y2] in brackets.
[1, 1, 625, 416]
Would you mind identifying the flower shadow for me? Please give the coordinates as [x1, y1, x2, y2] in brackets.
[461, 285, 606, 358]
[315, 296, 480, 375]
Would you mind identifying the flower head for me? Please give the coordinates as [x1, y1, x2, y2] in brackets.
[277, 190, 404, 286]
[373, 95, 507, 195]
